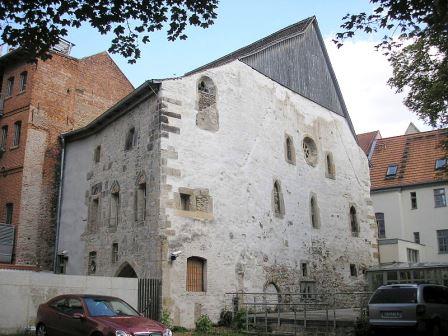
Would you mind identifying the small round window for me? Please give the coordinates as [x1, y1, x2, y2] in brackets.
[303, 137, 318, 166]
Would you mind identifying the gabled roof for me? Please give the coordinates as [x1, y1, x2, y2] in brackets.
[369, 128, 448, 190]
[357, 131, 381, 156]
[187, 16, 356, 138]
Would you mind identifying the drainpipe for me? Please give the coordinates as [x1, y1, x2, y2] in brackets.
[53, 135, 66, 273]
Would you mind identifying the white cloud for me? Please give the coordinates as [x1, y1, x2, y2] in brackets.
[324, 38, 432, 137]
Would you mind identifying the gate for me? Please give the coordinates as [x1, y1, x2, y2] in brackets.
[138, 278, 161, 321]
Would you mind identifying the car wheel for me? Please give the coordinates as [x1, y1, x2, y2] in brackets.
[36, 324, 47, 336]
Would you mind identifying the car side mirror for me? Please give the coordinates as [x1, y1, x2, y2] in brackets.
[72, 313, 85, 319]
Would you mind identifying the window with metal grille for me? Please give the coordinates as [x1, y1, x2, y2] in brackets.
[88, 251, 97, 275]
[375, 212, 385, 238]
[19, 72, 27, 92]
[186, 257, 206, 292]
[414, 232, 420, 244]
[5, 203, 13, 224]
[434, 188, 446, 207]
[385, 164, 398, 178]
[12, 121, 21, 147]
[410, 192, 417, 209]
[112, 243, 119, 263]
[437, 230, 448, 254]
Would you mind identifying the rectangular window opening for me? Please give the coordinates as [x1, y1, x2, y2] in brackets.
[434, 188, 446, 208]
[435, 158, 447, 170]
[375, 212, 385, 239]
[6, 77, 14, 97]
[407, 248, 419, 263]
[413, 232, 420, 244]
[410, 192, 417, 209]
[350, 264, 357, 277]
[5, 203, 13, 224]
[94, 145, 101, 163]
[1, 126, 7, 149]
[301, 263, 308, 277]
[19, 72, 27, 92]
[180, 193, 191, 211]
[88, 251, 97, 275]
[112, 243, 118, 263]
[437, 230, 448, 254]
[12, 121, 21, 147]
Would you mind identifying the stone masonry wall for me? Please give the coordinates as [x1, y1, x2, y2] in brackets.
[58, 93, 163, 279]
[157, 61, 378, 328]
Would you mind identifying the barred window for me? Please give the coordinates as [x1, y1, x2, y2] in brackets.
[186, 257, 206, 292]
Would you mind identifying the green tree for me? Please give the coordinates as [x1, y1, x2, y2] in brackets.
[0, 0, 219, 63]
[335, 0, 448, 128]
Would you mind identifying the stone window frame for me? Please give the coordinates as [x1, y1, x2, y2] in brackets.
[197, 76, 217, 105]
[94, 145, 101, 163]
[175, 187, 213, 220]
[284, 134, 296, 165]
[109, 181, 120, 228]
[111, 242, 119, 263]
[135, 171, 147, 222]
[309, 193, 320, 229]
[196, 75, 219, 132]
[125, 126, 136, 150]
[324, 151, 335, 179]
[302, 136, 318, 167]
[19, 71, 28, 93]
[186, 256, 207, 292]
[272, 179, 285, 218]
[349, 204, 360, 237]
[349, 264, 358, 277]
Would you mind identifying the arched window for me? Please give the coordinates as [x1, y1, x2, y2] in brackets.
[350, 206, 359, 237]
[302, 136, 318, 166]
[285, 135, 296, 164]
[310, 195, 320, 228]
[125, 127, 136, 150]
[325, 152, 335, 179]
[110, 181, 120, 228]
[187, 257, 206, 292]
[196, 76, 218, 132]
[273, 180, 284, 217]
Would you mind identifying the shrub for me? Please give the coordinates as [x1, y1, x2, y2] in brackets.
[195, 314, 213, 334]
[218, 309, 233, 327]
[160, 309, 173, 330]
[232, 309, 247, 331]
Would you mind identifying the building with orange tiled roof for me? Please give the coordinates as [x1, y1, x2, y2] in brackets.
[359, 126, 448, 264]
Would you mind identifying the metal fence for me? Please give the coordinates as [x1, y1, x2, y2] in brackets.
[225, 291, 372, 334]
[138, 278, 161, 321]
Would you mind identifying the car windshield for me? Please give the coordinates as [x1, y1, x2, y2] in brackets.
[370, 287, 417, 304]
[84, 297, 140, 317]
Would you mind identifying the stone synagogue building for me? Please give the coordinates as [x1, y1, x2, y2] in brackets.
[56, 17, 378, 326]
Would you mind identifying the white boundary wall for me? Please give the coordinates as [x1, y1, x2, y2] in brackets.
[0, 270, 138, 334]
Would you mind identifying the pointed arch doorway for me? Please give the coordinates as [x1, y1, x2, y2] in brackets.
[115, 262, 138, 278]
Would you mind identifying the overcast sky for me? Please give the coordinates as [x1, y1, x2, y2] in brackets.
[61, 0, 432, 137]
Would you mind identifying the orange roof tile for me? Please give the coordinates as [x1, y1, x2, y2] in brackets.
[357, 131, 381, 156]
[370, 129, 448, 190]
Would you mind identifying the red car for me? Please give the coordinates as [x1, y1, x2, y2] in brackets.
[36, 294, 172, 336]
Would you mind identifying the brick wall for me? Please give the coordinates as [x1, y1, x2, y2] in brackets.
[0, 50, 133, 269]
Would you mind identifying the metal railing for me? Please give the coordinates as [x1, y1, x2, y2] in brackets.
[225, 291, 372, 334]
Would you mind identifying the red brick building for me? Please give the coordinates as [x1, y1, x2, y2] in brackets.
[0, 43, 133, 270]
